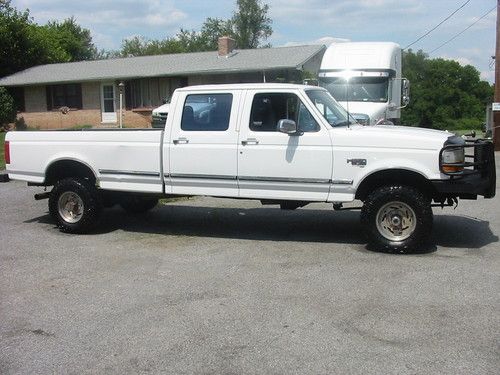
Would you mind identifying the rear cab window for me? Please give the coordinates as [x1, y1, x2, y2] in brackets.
[181, 93, 233, 131]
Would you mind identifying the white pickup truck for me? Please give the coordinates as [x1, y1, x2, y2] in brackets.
[5, 83, 496, 253]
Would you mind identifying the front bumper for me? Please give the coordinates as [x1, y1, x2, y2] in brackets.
[432, 139, 496, 199]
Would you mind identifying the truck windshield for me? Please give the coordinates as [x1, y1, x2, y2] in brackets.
[319, 77, 389, 103]
[306, 90, 357, 127]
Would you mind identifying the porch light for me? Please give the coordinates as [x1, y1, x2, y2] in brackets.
[118, 82, 124, 128]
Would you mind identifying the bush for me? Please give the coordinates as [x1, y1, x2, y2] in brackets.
[433, 118, 483, 131]
[15, 116, 27, 131]
[0, 87, 17, 130]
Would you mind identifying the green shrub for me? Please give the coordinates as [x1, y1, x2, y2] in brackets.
[433, 118, 483, 131]
[15, 116, 27, 130]
[69, 124, 93, 130]
[0, 87, 17, 130]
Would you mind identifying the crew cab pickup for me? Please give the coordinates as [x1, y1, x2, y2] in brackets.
[5, 83, 496, 253]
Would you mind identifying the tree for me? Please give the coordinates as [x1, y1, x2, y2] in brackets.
[114, 0, 273, 57]
[46, 17, 97, 61]
[0, 1, 97, 78]
[200, 17, 233, 50]
[401, 49, 493, 130]
[0, 1, 61, 78]
[0, 87, 16, 129]
[231, 0, 272, 49]
[118, 35, 185, 57]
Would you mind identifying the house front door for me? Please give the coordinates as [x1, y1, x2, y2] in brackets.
[101, 83, 117, 123]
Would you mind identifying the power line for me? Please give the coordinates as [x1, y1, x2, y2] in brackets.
[403, 0, 471, 50]
[429, 6, 496, 54]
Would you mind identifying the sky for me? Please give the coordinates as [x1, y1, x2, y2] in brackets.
[11, 0, 497, 82]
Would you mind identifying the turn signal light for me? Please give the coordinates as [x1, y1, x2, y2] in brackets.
[442, 165, 463, 173]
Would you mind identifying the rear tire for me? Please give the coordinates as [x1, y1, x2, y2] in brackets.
[49, 178, 102, 233]
[119, 195, 158, 214]
[361, 185, 433, 253]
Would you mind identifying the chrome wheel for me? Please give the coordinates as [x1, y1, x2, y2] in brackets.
[58, 191, 84, 223]
[375, 201, 416, 241]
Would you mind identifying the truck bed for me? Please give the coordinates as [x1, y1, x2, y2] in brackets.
[6, 129, 165, 193]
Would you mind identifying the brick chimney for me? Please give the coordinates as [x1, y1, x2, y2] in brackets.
[218, 36, 236, 57]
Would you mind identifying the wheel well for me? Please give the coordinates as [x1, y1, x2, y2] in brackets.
[355, 169, 435, 201]
[45, 160, 96, 186]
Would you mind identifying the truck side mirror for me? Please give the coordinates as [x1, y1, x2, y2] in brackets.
[401, 78, 410, 107]
[277, 119, 298, 135]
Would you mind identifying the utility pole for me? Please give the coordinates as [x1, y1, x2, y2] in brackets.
[494, 0, 500, 150]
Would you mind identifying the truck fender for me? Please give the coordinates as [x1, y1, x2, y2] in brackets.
[44, 154, 98, 185]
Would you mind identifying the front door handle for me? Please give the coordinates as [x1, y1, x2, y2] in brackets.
[241, 138, 259, 145]
[173, 137, 189, 144]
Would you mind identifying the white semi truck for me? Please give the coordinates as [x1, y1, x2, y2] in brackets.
[318, 42, 409, 125]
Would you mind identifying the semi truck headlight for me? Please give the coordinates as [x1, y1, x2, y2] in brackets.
[441, 147, 465, 173]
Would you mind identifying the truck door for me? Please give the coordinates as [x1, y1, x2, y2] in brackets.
[167, 90, 241, 196]
[237, 90, 333, 201]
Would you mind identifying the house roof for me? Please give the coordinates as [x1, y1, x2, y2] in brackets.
[0, 45, 325, 87]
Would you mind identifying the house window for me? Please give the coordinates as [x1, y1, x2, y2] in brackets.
[46, 84, 82, 110]
[125, 77, 189, 110]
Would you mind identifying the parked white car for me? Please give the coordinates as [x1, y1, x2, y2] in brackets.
[5, 83, 496, 252]
[151, 102, 170, 128]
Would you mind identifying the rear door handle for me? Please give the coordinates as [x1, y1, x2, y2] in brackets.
[173, 137, 189, 144]
[241, 138, 259, 145]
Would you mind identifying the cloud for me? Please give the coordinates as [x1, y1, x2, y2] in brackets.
[268, 0, 423, 26]
[12, 0, 188, 48]
[465, 11, 496, 30]
[19, 0, 187, 28]
[480, 70, 494, 82]
[283, 36, 350, 47]
[439, 55, 473, 67]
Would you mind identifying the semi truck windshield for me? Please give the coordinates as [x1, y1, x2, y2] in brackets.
[319, 77, 389, 103]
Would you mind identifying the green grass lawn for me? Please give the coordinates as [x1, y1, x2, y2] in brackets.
[0, 132, 6, 170]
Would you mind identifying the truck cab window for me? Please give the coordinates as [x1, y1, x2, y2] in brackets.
[250, 93, 319, 132]
[319, 77, 389, 103]
[306, 89, 357, 127]
[181, 94, 233, 131]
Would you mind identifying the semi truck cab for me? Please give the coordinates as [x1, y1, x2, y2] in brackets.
[318, 42, 409, 125]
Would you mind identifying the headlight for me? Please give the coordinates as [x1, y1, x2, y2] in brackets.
[441, 147, 465, 173]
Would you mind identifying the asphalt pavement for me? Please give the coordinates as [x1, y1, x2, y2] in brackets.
[1, 156, 499, 374]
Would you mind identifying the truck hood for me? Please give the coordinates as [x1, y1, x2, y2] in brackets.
[152, 103, 170, 115]
[337, 101, 388, 124]
[332, 124, 453, 150]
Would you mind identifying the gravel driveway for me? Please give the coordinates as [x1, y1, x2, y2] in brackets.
[1, 155, 499, 374]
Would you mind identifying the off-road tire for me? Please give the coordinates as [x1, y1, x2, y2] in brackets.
[361, 185, 433, 253]
[49, 178, 102, 233]
[119, 195, 158, 214]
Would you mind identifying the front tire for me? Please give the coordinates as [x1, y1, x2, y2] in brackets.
[361, 185, 433, 253]
[49, 178, 102, 233]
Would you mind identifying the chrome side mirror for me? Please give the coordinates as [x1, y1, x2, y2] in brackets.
[388, 102, 398, 111]
[401, 78, 410, 107]
[277, 119, 298, 135]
